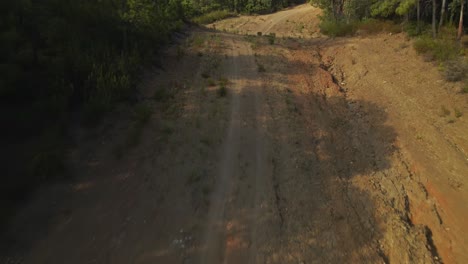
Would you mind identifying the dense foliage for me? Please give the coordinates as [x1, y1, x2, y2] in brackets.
[310, 0, 466, 36]
[0, 0, 188, 199]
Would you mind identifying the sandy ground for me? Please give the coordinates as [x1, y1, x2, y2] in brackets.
[1, 4, 468, 264]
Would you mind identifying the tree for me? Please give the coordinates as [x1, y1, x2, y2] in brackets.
[433, 0, 437, 38]
[458, 0, 465, 39]
[439, 0, 447, 30]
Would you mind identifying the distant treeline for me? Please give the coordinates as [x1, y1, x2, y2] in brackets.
[311, 0, 466, 38]
[186, 0, 306, 14]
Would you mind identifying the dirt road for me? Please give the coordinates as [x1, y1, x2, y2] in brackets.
[2, 4, 468, 264]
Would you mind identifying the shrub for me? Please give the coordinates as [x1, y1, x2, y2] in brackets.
[267, 33, 276, 44]
[414, 36, 434, 54]
[319, 19, 357, 37]
[414, 36, 461, 62]
[358, 19, 402, 34]
[193, 10, 235, 24]
[443, 60, 467, 82]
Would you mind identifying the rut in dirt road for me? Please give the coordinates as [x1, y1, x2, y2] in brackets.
[202, 36, 271, 264]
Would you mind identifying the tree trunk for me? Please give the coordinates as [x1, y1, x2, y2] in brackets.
[417, 0, 421, 33]
[439, 0, 447, 31]
[458, 0, 465, 40]
[432, 0, 437, 38]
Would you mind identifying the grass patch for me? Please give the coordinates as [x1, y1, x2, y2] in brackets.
[455, 108, 463, 118]
[190, 35, 206, 47]
[193, 10, 235, 25]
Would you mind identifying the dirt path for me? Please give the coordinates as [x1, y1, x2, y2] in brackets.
[2, 4, 468, 264]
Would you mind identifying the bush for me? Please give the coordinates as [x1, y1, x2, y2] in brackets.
[358, 19, 402, 34]
[319, 19, 357, 37]
[413, 36, 434, 54]
[443, 60, 467, 82]
[193, 10, 235, 24]
[414, 36, 460, 62]
[267, 33, 276, 44]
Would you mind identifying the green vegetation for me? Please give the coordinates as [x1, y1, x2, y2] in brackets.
[267, 33, 277, 44]
[311, 0, 468, 86]
[0, 0, 188, 201]
[311, 0, 467, 40]
[319, 20, 357, 37]
[414, 37, 461, 62]
[193, 10, 235, 24]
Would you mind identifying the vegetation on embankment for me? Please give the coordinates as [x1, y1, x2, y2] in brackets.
[1, 0, 185, 202]
[311, 0, 467, 86]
